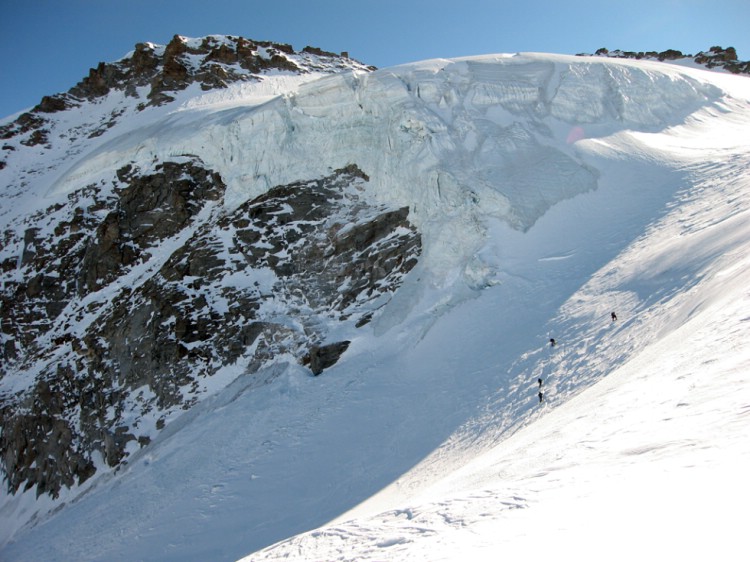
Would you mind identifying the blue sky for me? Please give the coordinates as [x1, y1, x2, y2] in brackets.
[1, 0, 748, 119]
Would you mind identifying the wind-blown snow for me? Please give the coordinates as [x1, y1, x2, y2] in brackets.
[2, 53, 750, 561]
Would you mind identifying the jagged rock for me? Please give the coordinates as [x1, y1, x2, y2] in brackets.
[35, 94, 77, 113]
[130, 42, 160, 77]
[79, 160, 225, 293]
[0, 159, 225, 498]
[0, 161, 420, 499]
[0, 111, 48, 146]
[694, 46, 750, 74]
[593, 47, 686, 61]
[1, 376, 97, 498]
[146, 35, 191, 104]
[308, 341, 351, 375]
[303, 46, 339, 57]
[205, 41, 239, 65]
[69, 60, 128, 100]
[0, 159, 227, 370]
[701, 46, 738, 62]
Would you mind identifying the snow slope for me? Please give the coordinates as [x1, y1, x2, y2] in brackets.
[2, 54, 750, 561]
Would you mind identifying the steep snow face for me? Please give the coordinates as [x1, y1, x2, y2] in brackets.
[49, 54, 722, 283]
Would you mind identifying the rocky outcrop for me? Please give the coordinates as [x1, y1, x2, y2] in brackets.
[0, 111, 49, 147]
[693, 46, 750, 74]
[586, 46, 750, 75]
[0, 160, 226, 359]
[78, 161, 225, 294]
[591, 47, 687, 61]
[0, 159, 230, 497]
[308, 342, 352, 376]
[0, 162, 420, 499]
[67, 35, 368, 106]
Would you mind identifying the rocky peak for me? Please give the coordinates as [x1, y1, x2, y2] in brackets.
[693, 46, 747, 72]
[67, 34, 371, 107]
[0, 34, 374, 149]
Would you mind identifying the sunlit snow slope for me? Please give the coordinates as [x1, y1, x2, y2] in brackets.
[3, 53, 750, 562]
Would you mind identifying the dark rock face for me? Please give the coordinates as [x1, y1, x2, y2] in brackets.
[0, 159, 228, 497]
[308, 342, 351, 375]
[1, 161, 225, 357]
[78, 161, 225, 294]
[36, 95, 76, 113]
[0, 162, 420, 499]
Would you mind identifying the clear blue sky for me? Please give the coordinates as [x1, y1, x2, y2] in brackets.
[1, 0, 748, 119]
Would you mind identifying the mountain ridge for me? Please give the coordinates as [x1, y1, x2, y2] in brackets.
[0, 34, 371, 154]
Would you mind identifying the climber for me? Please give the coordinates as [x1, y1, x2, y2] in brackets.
[549, 338, 556, 347]
[538, 391, 544, 403]
[611, 311, 617, 322]
[538, 377, 543, 387]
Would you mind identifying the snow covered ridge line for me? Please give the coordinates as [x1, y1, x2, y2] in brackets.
[582, 45, 750, 75]
[0, 33, 372, 147]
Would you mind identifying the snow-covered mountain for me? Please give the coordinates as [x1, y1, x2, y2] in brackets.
[0, 35, 384, 500]
[1, 36, 750, 561]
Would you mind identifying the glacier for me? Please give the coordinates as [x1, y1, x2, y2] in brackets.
[1, 49, 750, 561]
[48, 53, 721, 284]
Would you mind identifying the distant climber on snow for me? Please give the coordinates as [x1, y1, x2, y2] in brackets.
[611, 311, 617, 322]
[538, 391, 544, 403]
[549, 338, 556, 347]
[538, 377, 543, 387]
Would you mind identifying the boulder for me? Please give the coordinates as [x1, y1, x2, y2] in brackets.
[309, 341, 351, 375]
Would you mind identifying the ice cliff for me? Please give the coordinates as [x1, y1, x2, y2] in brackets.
[50, 53, 721, 281]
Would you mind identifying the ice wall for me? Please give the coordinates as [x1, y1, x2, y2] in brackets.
[50, 53, 722, 281]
